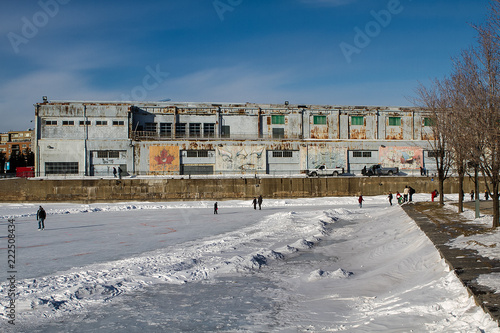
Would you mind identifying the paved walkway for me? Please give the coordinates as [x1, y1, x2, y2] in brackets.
[402, 201, 500, 325]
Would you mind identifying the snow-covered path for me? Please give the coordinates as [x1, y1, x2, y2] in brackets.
[0, 195, 498, 332]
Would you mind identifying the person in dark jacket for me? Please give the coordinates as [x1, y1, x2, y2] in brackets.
[252, 197, 257, 210]
[409, 186, 415, 202]
[388, 192, 393, 206]
[258, 195, 263, 210]
[37, 206, 46, 230]
[214, 202, 218, 214]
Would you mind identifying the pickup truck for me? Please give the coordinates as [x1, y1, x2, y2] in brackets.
[307, 165, 345, 177]
[362, 164, 399, 176]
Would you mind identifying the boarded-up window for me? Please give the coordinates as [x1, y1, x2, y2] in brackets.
[423, 117, 433, 126]
[272, 128, 285, 138]
[313, 116, 327, 125]
[351, 116, 364, 126]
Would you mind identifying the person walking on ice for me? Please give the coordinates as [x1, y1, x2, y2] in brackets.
[252, 197, 257, 210]
[214, 202, 218, 214]
[37, 206, 46, 230]
[258, 195, 263, 210]
[388, 192, 393, 206]
[358, 194, 364, 208]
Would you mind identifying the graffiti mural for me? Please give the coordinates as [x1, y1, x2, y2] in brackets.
[215, 145, 265, 173]
[307, 146, 347, 169]
[149, 146, 180, 172]
[379, 146, 423, 169]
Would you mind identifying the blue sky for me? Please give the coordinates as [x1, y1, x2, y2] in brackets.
[0, 0, 489, 132]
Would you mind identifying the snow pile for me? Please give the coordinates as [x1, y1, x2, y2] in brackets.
[308, 268, 353, 281]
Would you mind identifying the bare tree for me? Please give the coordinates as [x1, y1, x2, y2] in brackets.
[413, 80, 454, 205]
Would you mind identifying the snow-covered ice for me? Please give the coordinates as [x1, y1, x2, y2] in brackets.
[0, 194, 498, 332]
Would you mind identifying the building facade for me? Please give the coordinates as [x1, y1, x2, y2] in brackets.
[0, 130, 33, 157]
[34, 101, 436, 177]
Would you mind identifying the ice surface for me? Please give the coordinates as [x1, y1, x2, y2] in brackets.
[0, 194, 498, 332]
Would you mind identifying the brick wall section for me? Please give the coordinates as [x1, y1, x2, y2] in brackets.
[0, 177, 484, 203]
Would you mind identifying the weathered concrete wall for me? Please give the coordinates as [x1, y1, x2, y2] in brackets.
[0, 177, 485, 203]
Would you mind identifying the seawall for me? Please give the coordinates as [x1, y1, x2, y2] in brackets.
[0, 176, 482, 203]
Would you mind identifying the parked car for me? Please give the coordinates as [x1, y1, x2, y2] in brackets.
[362, 164, 399, 176]
[307, 165, 345, 177]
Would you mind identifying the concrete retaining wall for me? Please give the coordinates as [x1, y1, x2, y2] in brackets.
[0, 177, 484, 203]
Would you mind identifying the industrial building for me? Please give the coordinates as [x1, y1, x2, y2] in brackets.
[33, 100, 436, 177]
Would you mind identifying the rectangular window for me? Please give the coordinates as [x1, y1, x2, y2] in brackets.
[160, 123, 172, 137]
[108, 151, 120, 158]
[313, 115, 327, 125]
[45, 162, 78, 175]
[189, 123, 201, 137]
[428, 151, 439, 158]
[62, 120, 74, 126]
[388, 117, 401, 126]
[186, 150, 210, 158]
[79, 120, 91, 126]
[271, 115, 285, 124]
[45, 120, 57, 125]
[221, 125, 230, 138]
[423, 117, 433, 126]
[96, 120, 108, 126]
[204, 123, 215, 137]
[272, 151, 293, 158]
[96, 151, 120, 158]
[145, 122, 157, 132]
[353, 151, 372, 158]
[176, 123, 186, 137]
[272, 128, 285, 139]
[113, 120, 125, 126]
[351, 116, 364, 126]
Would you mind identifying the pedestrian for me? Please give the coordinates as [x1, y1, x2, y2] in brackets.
[118, 166, 122, 179]
[388, 191, 393, 206]
[37, 205, 46, 230]
[258, 195, 263, 210]
[214, 202, 218, 214]
[113, 167, 117, 178]
[470, 190, 474, 201]
[403, 186, 409, 202]
[358, 194, 364, 208]
[396, 191, 403, 204]
[409, 186, 415, 202]
[420, 166, 424, 176]
[252, 197, 257, 210]
[485, 190, 490, 200]
[431, 189, 438, 202]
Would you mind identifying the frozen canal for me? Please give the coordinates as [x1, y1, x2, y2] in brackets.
[0, 195, 498, 332]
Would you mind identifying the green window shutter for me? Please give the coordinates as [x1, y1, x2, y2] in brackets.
[313, 115, 327, 125]
[423, 117, 433, 126]
[271, 115, 285, 124]
[388, 117, 401, 126]
[351, 116, 364, 126]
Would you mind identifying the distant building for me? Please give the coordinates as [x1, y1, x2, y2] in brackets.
[33, 100, 437, 177]
[0, 130, 33, 158]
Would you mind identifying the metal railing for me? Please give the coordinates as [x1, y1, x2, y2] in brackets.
[131, 131, 303, 141]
